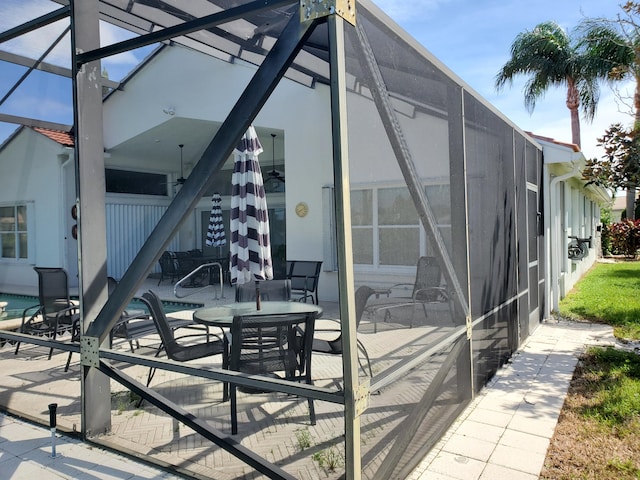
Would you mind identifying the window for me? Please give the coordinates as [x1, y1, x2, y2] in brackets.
[378, 187, 420, 266]
[350, 184, 451, 268]
[0, 205, 28, 260]
[105, 169, 168, 196]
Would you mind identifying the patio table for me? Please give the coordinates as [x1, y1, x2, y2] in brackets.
[192, 301, 323, 328]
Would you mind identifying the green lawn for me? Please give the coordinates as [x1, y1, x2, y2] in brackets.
[559, 261, 640, 340]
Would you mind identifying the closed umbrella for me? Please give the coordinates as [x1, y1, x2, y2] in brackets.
[205, 193, 226, 256]
[229, 125, 273, 309]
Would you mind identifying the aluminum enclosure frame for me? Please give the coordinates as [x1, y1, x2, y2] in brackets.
[71, 1, 362, 479]
[0, 0, 557, 478]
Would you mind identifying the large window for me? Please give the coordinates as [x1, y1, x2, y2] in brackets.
[106, 169, 168, 196]
[0, 205, 28, 260]
[351, 184, 451, 268]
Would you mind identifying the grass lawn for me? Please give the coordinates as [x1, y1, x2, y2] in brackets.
[558, 261, 640, 340]
[542, 260, 640, 479]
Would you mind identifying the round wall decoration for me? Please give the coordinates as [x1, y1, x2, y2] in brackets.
[295, 202, 309, 217]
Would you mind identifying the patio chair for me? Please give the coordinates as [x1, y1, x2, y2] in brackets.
[157, 251, 195, 285]
[367, 256, 453, 331]
[311, 285, 375, 377]
[64, 277, 161, 371]
[234, 279, 291, 302]
[223, 311, 316, 434]
[139, 290, 223, 389]
[286, 260, 322, 304]
[15, 267, 79, 360]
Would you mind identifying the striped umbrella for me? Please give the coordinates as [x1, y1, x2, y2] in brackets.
[205, 193, 226, 254]
[229, 125, 273, 298]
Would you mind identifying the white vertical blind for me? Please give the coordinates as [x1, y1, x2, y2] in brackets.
[106, 203, 179, 279]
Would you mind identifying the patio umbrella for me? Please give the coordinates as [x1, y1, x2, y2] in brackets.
[205, 192, 226, 257]
[229, 125, 273, 309]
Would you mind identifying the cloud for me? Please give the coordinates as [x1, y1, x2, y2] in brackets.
[100, 22, 147, 68]
[0, 0, 71, 66]
[0, 1, 146, 72]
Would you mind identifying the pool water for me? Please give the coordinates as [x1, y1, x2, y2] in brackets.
[0, 293, 203, 321]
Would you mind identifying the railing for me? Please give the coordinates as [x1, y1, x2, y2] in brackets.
[174, 262, 225, 300]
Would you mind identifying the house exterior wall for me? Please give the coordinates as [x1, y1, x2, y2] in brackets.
[541, 140, 609, 315]
[103, 45, 337, 298]
[0, 129, 75, 291]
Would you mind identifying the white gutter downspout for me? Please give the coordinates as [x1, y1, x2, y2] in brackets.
[549, 159, 581, 313]
[58, 146, 75, 273]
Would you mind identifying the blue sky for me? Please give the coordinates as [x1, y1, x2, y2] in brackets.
[0, 0, 634, 160]
[375, 0, 633, 160]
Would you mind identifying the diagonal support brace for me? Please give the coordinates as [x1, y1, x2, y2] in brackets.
[301, 0, 356, 25]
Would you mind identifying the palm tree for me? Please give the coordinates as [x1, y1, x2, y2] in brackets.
[496, 21, 611, 148]
[578, 11, 638, 218]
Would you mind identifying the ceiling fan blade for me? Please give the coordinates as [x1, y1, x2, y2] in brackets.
[267, 170, 285, 183]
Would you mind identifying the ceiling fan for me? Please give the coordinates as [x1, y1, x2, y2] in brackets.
[266, 133, 285, 183]
[175, 144, 187, 186]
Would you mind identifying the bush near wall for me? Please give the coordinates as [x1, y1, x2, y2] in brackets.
[602, 220, 640, 257]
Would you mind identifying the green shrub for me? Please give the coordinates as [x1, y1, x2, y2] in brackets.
[606, 220, 640, 257]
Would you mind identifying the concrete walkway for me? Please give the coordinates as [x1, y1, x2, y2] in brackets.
[0, 317, 614, 479]
[0, 413, 184, 479]
[409, 318, 615, 480]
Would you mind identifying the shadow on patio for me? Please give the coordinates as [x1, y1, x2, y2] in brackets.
[0, 277, 473, 479]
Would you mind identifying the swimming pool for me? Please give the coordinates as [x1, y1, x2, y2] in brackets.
[0, 293, 203, 321]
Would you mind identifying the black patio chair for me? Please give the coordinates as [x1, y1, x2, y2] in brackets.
[286, 260, 322, 304]
[311, 285, 375, 377]
[139, 290, 223, 389]
[223, 311, 316, 434]
[366, 256, 453, 331]
[64, 277, 160, 371]
[15, 267, 79, 360]
[234, 279, 291, 302]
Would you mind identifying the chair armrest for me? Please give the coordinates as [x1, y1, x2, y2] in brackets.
[387, 283, 414, 296]
[314, 317, 341, 333]
[413, 287, 449, 302]
[54, 305, 80, 326]
[21, 305, 43, 329]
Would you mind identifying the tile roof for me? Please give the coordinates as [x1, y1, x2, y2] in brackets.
[525, 131, 580, 152]
[32, 127, 74, 147]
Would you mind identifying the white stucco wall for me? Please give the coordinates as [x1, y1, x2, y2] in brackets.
[0, 128, 75, 291]
[540, 138, 610, 315]
[103, 45, 337, 299]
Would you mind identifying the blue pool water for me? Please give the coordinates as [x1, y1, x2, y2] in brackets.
[0, 293, 202, 321]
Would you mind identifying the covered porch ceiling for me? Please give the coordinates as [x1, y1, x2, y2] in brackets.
[106, 116, 284, 173]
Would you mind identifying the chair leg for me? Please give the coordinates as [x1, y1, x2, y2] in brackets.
[308, 398, 316, 425]
[135, 367, 156, 408]
[306, 375, 316, 425]
[146, 367, 156, 387]
[64, 352, 73, 372]
[357, 340, 373, 377]
[230, 384, 238, 434]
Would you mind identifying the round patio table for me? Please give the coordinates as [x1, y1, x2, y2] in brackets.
[192, 301, 323, 328]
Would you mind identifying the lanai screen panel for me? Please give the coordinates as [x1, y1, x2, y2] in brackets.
[464, 92, 520, 386]
[343, 9, 472, 478]
[0, 1, 546, 478]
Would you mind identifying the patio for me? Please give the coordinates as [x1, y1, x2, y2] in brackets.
[0, 276, 465, 479]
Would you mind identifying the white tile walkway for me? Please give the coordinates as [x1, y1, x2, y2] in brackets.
[409, 318, 615, 480]
[0, 413, 183, 479]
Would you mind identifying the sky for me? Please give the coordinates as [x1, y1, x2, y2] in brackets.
[373, 0, 634, 160]
[0, 0, 635, 161]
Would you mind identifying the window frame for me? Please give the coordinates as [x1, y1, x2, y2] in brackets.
[0, 202, 34, 263]
[349, 183, 452, 272]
